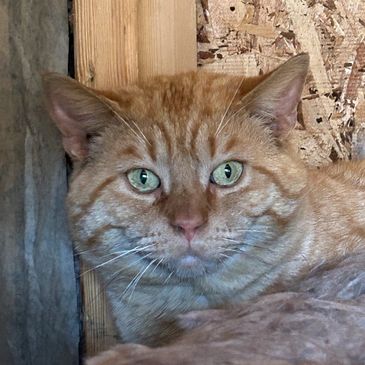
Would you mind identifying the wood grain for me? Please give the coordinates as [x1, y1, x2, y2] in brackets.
[0, 1, 79, 364]
[74, 0, 135, 355]
[74, 0, 197, 356]
[138, 0, 197, 81]
[74, 0, 139, 88]
[81, 264, 119, 356]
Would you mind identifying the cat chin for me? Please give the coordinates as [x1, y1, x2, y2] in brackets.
[168, 254, 219, 279]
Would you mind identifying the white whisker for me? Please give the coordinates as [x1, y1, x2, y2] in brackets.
[231, 228, 270, 234]
[127, 259, 158, 301]
[217, 96, 277, 137]
[221, 247, 242, 254]
[104, 252, 154, 286]
[74, 247, 102, 256]
[215, 76, 245, 137]
[98, 95, 149, 146]
[150, 258, 164, 275]
[128, 118, 152, 146]
[80, 244, 154, 277]
[163, 271, 174, 284]
[122, 258, 156, 298]
[84, 252, 155, 307]
[220, 237, 240, 243]
[239, 250, 272, 265]
[121, 268, 145, 298]
[220, 237, 275, 253]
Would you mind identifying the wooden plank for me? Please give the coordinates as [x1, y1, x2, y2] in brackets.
[138, 0, 197, 81]
[74, 0, 139, 88]
[74, 0, 137, 354]
[73, 0, 197, 356]
[0, 1, 79, 364]
[80, 264, 119, 356]
[74, 0, 138, 355]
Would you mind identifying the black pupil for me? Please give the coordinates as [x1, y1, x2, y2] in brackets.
[140, 169, 148, 184]
[224, 164, 232, 178]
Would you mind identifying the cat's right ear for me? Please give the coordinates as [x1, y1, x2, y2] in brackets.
[42, 73, 116, 160]
[239, 53, 309, 138]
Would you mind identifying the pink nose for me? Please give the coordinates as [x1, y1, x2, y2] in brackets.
[171, 214, 205, 242]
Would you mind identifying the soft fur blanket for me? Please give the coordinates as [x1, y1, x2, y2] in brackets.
[87, 252, 365, 365]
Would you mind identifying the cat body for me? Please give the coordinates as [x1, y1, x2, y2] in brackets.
[43, 54, 365, 345]
[87, 252, 365, 365]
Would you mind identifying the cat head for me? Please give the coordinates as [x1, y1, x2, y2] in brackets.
[43, 54, 309, 280]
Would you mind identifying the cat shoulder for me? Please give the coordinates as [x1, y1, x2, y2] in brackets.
[320, 160, 365, 187]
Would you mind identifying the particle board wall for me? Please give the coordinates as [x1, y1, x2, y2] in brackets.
[0, 2, 79, 365]
[73, 0, 197, 356]
[197, 0, 365, 166]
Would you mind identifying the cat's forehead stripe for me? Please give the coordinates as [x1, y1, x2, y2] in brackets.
[155, 122, 173, 157]
[121, 146, 143, 159]
[208, 135, 216, 158]
[189, 119, 202, 156]
[147, 134, 157, 161]
[223, 136, 240, 153]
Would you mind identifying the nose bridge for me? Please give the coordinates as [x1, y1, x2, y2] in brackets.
[165, 185, 208, 222]
[162, 182, 210, 242]
[162, 153, 211, 241]
[167, 154, 204, 214]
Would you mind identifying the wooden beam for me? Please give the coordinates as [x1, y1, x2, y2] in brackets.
[74, 0, 139, 88]
[75, 0, 197, 89]
[74, 0, 197, 356]
[138, 0, 197, 81]
[74, 1, 139, 356]
[0, 1, 79, 364]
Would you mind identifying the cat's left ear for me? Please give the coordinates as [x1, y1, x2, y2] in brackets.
[42, 73, 119, 160]
[241, 53, 309, 137]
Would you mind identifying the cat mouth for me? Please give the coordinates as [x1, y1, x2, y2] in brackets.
[166, 253, 220, 279]
[136, 249, 222, 279]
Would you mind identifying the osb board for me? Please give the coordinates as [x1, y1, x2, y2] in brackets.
[197, 0, 365, 166]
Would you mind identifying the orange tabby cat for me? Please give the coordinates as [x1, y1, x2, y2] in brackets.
[42, 54, 365, 345]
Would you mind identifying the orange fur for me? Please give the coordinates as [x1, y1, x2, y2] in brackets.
[42, 54, 365, 345]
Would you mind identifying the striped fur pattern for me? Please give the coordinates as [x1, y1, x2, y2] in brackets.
[43, 54, 365, 345]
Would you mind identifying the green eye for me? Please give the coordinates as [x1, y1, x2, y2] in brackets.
[210, 161, 243, 186]
[127, 168, 160, 193]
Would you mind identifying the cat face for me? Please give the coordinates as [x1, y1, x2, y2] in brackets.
[43, 54, 309, 281]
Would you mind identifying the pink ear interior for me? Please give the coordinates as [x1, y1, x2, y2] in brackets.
[271, 76, 308, 135]
[50, 102, 88, 159]
[242, 53, 310, 137]
[42, 73, 114, 160]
